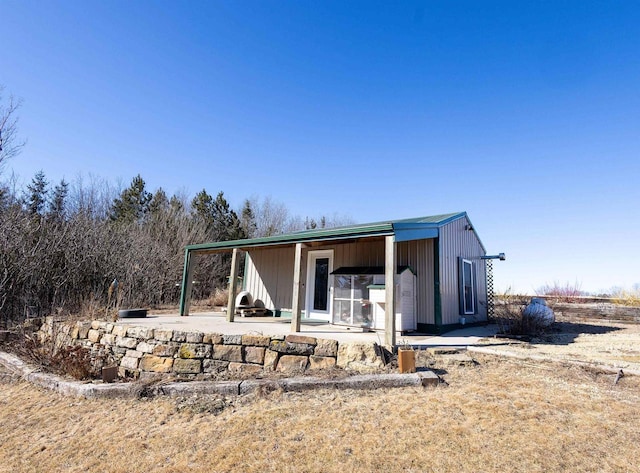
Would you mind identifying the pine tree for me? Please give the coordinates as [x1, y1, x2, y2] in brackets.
[48, 179, 68, 222]
[25, 170, 48, 217]
[110, 174, 152, 224]
[240, 199, 257, 238]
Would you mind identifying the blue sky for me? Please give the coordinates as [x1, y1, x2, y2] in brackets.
[2, 1, 639, 294]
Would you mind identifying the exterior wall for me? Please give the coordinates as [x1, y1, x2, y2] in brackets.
[396, 239, 435, 325]
[244, 246, 295, 310]
[245, 238, 435, 325]
[245, 240, 386, 312]
[438, 216, 487, 325]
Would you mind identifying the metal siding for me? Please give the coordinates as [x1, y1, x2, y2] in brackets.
[439, 217, 487, 325]
[396, 239, 435, 325]
[245, 240, 385, 312]
[245, 247, 295, 310]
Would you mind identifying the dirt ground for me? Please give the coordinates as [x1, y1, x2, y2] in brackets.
[479, 315, 640, 372]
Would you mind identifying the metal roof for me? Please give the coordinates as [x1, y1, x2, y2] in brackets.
[185, 212, 467, 253]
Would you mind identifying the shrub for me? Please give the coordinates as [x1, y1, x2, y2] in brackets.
[494, 292, 552, 336]
[611, 287, 640, 307]
[536, 281, 585, 302]
[209, 288, 229, 307]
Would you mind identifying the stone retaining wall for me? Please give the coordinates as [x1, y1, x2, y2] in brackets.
[37, 318, 384, 379]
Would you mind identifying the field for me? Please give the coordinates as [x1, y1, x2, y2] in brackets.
[2, 351, 640, 473]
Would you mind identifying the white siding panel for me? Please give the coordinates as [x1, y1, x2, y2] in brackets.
[439, 217, 487, 325]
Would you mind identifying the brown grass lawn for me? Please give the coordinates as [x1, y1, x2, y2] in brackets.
[1, 356, 639, 473]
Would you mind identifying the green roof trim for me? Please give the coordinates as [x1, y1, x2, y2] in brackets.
[185, 211, 467, 252]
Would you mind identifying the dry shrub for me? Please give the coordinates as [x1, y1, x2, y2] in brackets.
[494, 293, 551, 336]
[537, 280, 585, 302]
[612, 287, 640, 307]
[4, 326, 95, 381]
[50, 345, 93, 380]
[208, 287, 229, 307]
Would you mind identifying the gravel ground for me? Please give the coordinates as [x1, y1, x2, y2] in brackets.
[478, 316, 640, 371]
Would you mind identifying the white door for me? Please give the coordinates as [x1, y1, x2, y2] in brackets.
[305, 250, 333, 321]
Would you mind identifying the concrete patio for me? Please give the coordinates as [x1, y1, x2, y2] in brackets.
[115, 311, 498, 347]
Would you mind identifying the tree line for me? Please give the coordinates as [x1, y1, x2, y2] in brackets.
[0, 170, 351, 327]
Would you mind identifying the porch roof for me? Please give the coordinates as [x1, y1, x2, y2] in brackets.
[185, 211, 466, 253]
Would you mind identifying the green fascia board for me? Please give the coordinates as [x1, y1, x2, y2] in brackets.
[185, 222, 395, 252]
[185, 211, 467, 253]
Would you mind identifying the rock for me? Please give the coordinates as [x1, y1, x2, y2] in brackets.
[126, 327, 154, 340]
[171, 331, 187, 342]
[111, 326, 128, 337]
[125, 349, 143, 359]
[263, 350, 279, 371]
[314, 338, 338, 357]
[202, 359, 229, 373]
[101, 334, 116, 346]
[154, 329, 173, 342]
[276, 355, 309, 372]
[285, 334, 317, 346]
[212, 345, 243, 362]
[173, 359, 202, 374]
[90, 320, 102, 330]
[523, 298, 555, 327]
[136, 341, 156, 354]
[337, 343, 384, 371]
[269, 340, 314, 356]
[87, 329, 102, 343]
[309, 355, 336, 370]
[241, 334, 271, 347]
[120, 356, 140, 370]
[228, 362, 263, 374]
[203, 333, 223, 345]
[244, 346, 266, 364]
[139, 355, 174, 373]
[185, 332, 204, 343]
[152, 344, 178, 357]
[178, 343, 212, 359]
[116, 337, 139, 349]
[76, 322, 91, 339]
[223, 334, 242, 345]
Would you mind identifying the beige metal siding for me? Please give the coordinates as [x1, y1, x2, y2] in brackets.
[244, 237, 437, 325]
[439, 217, 487, 325]
[397, 239, 435, 325]
[244, 246, 295, 310]
[244, 239, 386, 311]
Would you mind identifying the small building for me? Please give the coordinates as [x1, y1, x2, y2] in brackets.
[179, 211, 495, 346]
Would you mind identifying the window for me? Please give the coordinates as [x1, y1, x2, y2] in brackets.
[459, 258, 475, 315]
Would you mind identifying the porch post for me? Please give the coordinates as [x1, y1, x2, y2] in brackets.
[226, 248, 240, 322]
[385, 235, 396, 347]
[291, 242, 304, 333]
[179, 249, 197, 316]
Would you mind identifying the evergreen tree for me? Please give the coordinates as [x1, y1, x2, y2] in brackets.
[240, 199, 257, 238]
[149, 188, 169, 216]
[25, 170, 48, 216]
[48, 179, 68, 222]
[110, 174, 152, 224]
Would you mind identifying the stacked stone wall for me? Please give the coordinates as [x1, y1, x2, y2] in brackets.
[36, 318, 383, 379]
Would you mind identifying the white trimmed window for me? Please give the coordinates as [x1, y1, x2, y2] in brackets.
[459, 258, 475, 315]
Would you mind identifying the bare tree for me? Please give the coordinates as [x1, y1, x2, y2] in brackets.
[0, 86, 26, 172]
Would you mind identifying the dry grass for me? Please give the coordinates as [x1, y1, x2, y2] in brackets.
[2, 356, 640, 473]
